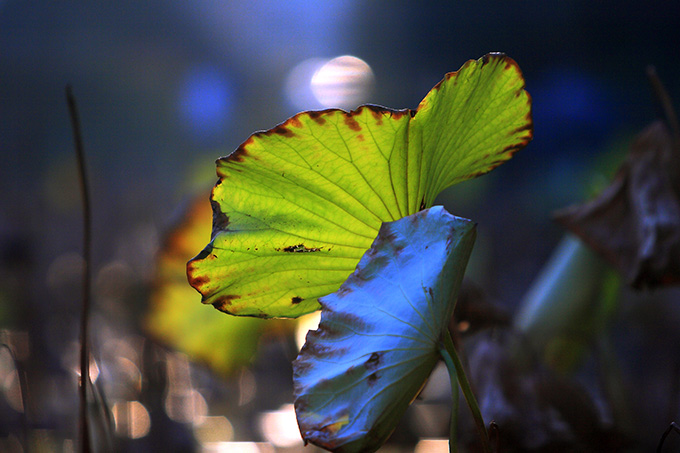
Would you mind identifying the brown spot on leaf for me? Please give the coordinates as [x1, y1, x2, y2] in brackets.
[186, 271, 208, 290]
[300, 340, 346, 358]
[292, 296, 303, 304]
[365, 352, 381, 370]
[279, 243, 321, 253]
[336, 286, 351, 297]
[307, 324, 341, 341]
[326, 309, 368, 331]
[308, 110, 327, 125]
[363, 104, 411, 122]
[289, 116, 303, 128]
[267, 124, 295, 137]
[419, 198, 427, 211]
[367, 106, 384, 124]
[512, 122, 534, 135]
[367, 372, 379, 386]
[292, 360, 313, 379]
[212, 294, 241, 311]
[356, 134, 365, 142]
[344, 115, 361, 131]
[503, 55, 521, 71]
[393, 109, 413, 120]
[226, 144, 250, 163]
[350, 254, 389, 282]
[468, 170, 487, 179]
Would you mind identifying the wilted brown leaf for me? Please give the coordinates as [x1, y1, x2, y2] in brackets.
[462, 331, 624, 452]
[555, 121, 680, 289]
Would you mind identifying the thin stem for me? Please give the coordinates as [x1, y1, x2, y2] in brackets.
[647, 66, 680, 144]
[66, 85, 92, 453]
[657, 421, 680, 453]
[441, 329, 491, 453]
[489, 421, 500, 453]
[440, 348, 460, 453]
[668, 359, 680, 427]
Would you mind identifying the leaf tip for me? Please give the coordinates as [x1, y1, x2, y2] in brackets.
[481, 51, 506, 64]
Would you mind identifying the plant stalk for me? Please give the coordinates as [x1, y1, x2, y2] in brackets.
[441, 329, 491, 453]
[647, 65, 680, 144]
[66, 85, 92, 453]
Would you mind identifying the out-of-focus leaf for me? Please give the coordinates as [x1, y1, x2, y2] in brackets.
[451, 280, 511, 335]
[292, 206, 476, 452]
[146, 195, 290, 376]
[555, 121, 680, 289]
[187, 53, 532, 318]
[514, 234, 619, 371]
[462, 331, 625, 452]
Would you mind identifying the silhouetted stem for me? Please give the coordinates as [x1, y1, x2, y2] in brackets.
[657, 422, 680, 453]
[66, 85, 92, 453]
[647, 66, 680, 144]
[441, 329, 491, 453]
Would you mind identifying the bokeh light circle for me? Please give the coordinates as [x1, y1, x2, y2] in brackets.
[310, 55, 374, 110]
[177, 65, 233, 142]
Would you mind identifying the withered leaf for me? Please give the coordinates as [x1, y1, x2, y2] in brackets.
[555, 121, 680, 289]
[462, 331, 624, 452]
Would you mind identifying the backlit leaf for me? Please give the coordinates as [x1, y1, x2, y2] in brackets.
[293, 206, 476, 452]
[146, 194, 290, 375]
[188, 53, 532, 318]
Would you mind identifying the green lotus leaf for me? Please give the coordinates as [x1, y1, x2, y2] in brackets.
[293, 206, 476, 452]
[188, 53, 532, 318]
[146, 194, 291, 375]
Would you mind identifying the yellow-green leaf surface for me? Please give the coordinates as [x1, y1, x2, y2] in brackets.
[188, 53, 532, 317]
[293, 206, 476, 452]
[146, 194, 291, 375]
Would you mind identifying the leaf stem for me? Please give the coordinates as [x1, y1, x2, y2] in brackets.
[66, 85, 92, 453]
[440, 329, 491, 453]
[647, 65, 680, 144]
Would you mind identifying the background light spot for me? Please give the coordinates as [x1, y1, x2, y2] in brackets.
[177, 65, 233, 142]
[257, 404, 303, 448]
[415, 438, 449, 453]
[285, 58, 328, 111]
[310, 55, 374, 110]
[112, 400, 151, 439]
[295, 311, 321, 351]
[200, 442, 274, 453]
[193, 416, 234, 444]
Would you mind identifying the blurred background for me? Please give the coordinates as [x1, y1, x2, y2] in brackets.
[2, 1, 680, 451]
